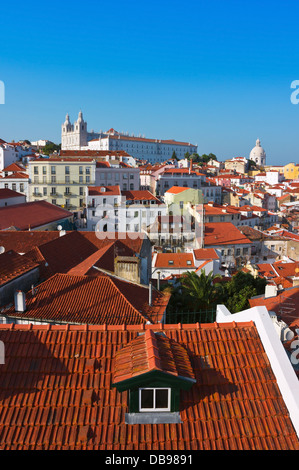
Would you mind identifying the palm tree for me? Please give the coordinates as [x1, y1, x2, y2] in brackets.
[179, 270, 222, 310]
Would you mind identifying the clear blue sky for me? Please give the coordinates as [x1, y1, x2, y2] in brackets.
[1, 0, 299, 165]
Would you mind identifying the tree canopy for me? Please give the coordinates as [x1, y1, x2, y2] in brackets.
[165, 269, 266, 317]
[41, 142, 61, 156]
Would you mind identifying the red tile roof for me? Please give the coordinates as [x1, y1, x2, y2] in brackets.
[165, 186, 189, 194]
[80, 231, 147, 255]
[249, 287, 299, 330]
[121, 190, 162, 203]
[60, 150, 131, 158]
[153, 252, 195, 269]
[4, 273, 169, 325]
[204, 223, 252, 246]
[34, 231, 98, 277]
[204, 203, 240, 216]
[0, 250, 39, 287]
[108, 134, 196, 147]
[0, 231, 61, 254]
[0, 172, 29, 179]
[0, 201, 73, 230]
[2, 163, 26, 173]
[0, 322, 298, 450]
[0, 188, 24, 200]
[193, 248, 219, 260]
[87, 185, 121, 196]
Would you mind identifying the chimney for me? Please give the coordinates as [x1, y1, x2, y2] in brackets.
[189, 159, 193, 174]
[149, 281, 152, 306]
[157, 271, 161, 291]
[265, 284, 278, 299]
[14, 290, 26, 313]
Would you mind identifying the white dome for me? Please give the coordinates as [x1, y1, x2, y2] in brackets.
[249, 138, 266, 164]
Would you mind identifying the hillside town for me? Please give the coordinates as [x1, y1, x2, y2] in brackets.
[0, 112, 299, 451]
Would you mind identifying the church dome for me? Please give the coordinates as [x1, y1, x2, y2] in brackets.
[249, 138, 266, 165]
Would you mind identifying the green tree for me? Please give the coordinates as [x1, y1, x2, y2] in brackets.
[167, 270, 222, 312]
[42, 142, 61, 156]
[219, 271, 266, 313]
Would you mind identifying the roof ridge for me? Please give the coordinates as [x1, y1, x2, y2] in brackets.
[144, 329, 162, 371]
[107, 275, 152, 323]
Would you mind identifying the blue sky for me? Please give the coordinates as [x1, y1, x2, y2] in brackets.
[1, 0, 299, 165]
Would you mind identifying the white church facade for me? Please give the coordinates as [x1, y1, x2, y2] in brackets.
[61, 111, 198, 164]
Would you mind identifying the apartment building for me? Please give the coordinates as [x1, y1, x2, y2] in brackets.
[85, 186, 167, 233]
[28, 157, 96, 214]
[95, 161, 140, 191]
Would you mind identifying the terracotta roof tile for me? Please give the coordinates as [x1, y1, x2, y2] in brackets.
[0, 250, 39, 287]
[0, 322, 298, 450]
[0, 201, 73, 230]
[4, 273, 169, 325]
[204, 223, 252, 246]
[0, 231, 62, 254]
[153, 252, 195, 268]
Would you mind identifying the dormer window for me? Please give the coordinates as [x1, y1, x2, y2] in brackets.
[112, 330, 196, 424]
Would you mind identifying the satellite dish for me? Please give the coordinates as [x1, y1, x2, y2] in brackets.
[0, 246, 5, 254]
[57, 225, 62, 231]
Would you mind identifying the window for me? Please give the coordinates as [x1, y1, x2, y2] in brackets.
[51, 166, 56, 175]
[65, 176, 70, 183]
[65, 166, 70, 175]
[139, 388, 170, 412]
[12, 183, 16, 191]
[86, 176, 90, 183]
[51, 187, 56, 195]
[79, 176, 83, 183]
[51, 176, 56, 183]
[86, 167, 90, 175]
[20, 184, 24, 192]
[34, 166, 38, 175]
[79, 166, 83, 175]
[65, 187, 70, 194]
[52, 199, 56, 205]
[79, 187, 84, 196]
[43, 187, 47, 196]
[42, 166, 47, 175]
